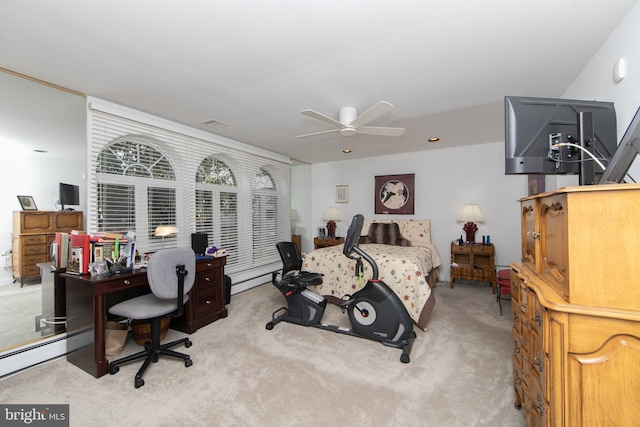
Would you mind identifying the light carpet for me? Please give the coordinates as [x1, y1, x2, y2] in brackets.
[0, 281, 526, 427]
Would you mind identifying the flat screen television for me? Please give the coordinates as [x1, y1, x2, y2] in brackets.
[505, 96, 618, 184]
[59, 183, 80, 210]
[599, 105, 640, 184]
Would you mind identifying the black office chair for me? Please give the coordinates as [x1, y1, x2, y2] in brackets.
[108, 247, 196, 388]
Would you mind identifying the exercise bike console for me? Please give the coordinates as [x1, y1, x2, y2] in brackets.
[266, 214, 416, 363]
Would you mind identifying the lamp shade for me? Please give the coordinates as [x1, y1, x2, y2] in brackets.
[457, 204, 483, 223]
[323, 207, 341, 221]
[154, 226, 179, 237]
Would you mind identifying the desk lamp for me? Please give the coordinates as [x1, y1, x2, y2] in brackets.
[457, 204, 483, 244]
[323, 207, 340, 239]
[155, 226, 179, 248]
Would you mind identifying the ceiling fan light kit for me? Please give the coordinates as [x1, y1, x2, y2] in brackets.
[296, 100, 405, 139]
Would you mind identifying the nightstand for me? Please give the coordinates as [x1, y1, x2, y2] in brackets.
[314, 237, 344, 249]
[450, 242, 496, 292]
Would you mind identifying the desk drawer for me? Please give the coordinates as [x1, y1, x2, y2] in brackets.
[100, 274, 149, 293]
[191, 287, 222, 322]
[194, 267, 221, 292]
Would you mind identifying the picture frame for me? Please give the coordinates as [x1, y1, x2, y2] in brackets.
[318, 227, 326, 238]
[374, 174, 415, 215]
[17, 195, 37, 211]
[335, 185, 349, 203]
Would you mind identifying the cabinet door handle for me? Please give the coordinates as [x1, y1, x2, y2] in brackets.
[526, 231, 541, 239]
[123, 280, 130, 285]
[205, 300, 211, 305]
[533, 353, 544, 373]
[205, 277, 211, 282]
[534, 394, 545, 416]
[532, 311, 542, 327]
[207, 262, 212, 267]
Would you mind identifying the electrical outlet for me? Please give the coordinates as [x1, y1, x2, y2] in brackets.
[35, 315, 49, 332]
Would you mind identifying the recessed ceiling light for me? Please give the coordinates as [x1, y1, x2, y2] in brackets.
[428, 137, 440, 142]
[33, 149, 48, 153]
[342, 149, 352, 153]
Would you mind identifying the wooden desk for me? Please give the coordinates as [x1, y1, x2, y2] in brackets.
[65, 256, 226, 378]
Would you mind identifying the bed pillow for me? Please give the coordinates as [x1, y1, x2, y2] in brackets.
[359, 222, 412, 246]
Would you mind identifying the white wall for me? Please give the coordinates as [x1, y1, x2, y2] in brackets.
[308, 142, 526, 282]
[563, 1, 640, 181]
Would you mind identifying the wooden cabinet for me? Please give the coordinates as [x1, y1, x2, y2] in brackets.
[171, 256, 228, 334]
[291, 234, 302, 256]
[314, 237, 344, 249]
[12, 211, 83, 286]
[512, 183, 640, 426]
[449, 243, 495, 290]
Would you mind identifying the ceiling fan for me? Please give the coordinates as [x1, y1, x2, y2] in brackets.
[296, 101, 405, 138]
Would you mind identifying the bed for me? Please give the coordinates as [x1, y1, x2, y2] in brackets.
[302, 219, 441, 330]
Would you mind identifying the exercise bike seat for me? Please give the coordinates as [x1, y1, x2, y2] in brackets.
[286, 270, 323, 288]
[275, 241, 324, 289]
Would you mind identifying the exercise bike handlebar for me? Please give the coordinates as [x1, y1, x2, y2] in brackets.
[343, 214, 379, 280]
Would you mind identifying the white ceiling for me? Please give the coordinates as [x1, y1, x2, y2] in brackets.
[1, 0, 637, 164]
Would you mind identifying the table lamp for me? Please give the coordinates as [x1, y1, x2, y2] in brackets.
[457, 204, 483, 244]
[155, 225, 179, 248]
[322, 207, 340, 239]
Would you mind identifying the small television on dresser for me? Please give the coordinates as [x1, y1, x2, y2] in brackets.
[59, 183, 80, 211]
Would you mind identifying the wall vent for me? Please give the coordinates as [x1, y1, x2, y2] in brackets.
[201, 118, 227, 129]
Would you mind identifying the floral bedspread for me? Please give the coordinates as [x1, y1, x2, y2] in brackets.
[302, 243, 440, 326]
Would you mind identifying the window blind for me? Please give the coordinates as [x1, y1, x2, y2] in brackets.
[87, 99, 291, 280]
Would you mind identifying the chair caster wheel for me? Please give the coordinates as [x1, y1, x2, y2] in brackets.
[135, 378, 144, 388]
[109, 365, 119, 375]
[185, 340, 192, 348]
[185, 358, 193, 368]
[266, 322, 274, 330]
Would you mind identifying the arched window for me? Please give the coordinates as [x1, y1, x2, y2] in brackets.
[96, 136, 178, 251]
[252, 168, 278, 264]
[195, 157, 238, 266]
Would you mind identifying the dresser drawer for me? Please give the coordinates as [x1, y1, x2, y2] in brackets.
[22, 234, 48, 245]
[23, 264, 43, 277]
[22, 244, 49, 255]
[22, 254, 49, 266]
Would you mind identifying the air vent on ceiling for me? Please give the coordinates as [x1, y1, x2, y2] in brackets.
[201, 118, 227, 129]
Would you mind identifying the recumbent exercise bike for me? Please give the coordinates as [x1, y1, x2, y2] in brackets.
[266, 214, 416, 363]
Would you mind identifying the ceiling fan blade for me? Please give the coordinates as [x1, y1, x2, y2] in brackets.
[357, 126, 405, 137]
[301, 109, 344, 128]
[349, 101, 394, 128]
[296, 128, 341, 139]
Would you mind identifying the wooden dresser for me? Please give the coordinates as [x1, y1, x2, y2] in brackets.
[511, 183, 640, 426]
[12, 211, 83, 286]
